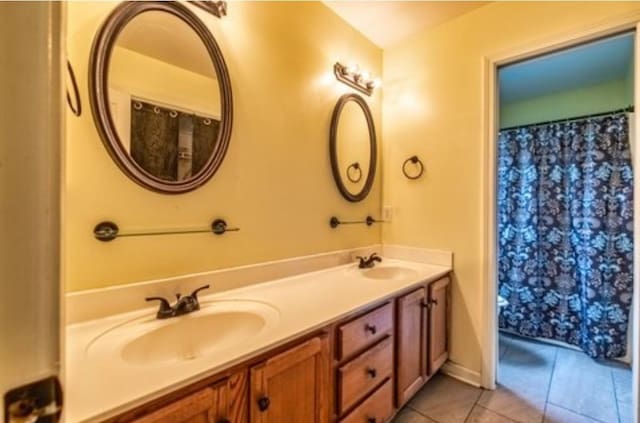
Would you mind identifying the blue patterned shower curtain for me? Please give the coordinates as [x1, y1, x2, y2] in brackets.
[498, 113, 634, 359]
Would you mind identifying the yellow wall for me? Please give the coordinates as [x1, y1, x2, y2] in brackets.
[382, 2, 640, 375]
[65, 1, 382, 291]
[500, 78, 630, 128]
[110, 46, 221, 117]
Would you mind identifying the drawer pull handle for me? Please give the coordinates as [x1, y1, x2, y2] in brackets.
[218, 420, 231, 423]
[366, 367, 377, 378]
[367, 418, 377, 423]
[257, 396, 270, 412]
[364, 323, 377, 335]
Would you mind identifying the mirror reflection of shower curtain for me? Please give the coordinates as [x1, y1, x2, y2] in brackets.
[178, 114, 193, 180]
[193, 117, 220, 175]
[130, 100, 220, 181]
[130, 101, 179, 181]
[497, 112, 634, 359]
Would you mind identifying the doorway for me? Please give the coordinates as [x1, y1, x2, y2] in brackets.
[483, 28, 639, 423]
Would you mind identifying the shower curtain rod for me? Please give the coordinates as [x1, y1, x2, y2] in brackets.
[500, 105, 634, 132]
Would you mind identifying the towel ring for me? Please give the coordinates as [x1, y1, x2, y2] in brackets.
[66, 60, 82, 117]
[346, 162, 362, 183]
[402, 155, 424, 180]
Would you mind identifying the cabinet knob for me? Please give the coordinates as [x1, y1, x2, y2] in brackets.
[364, 323, 377, 335]
[366, 367, 377, 378]
[422, 299, 438, 309]
[257, 396, 270, 412]
[367, 418, 377, 423]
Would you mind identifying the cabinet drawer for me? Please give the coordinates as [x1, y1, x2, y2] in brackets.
[338, 337, 393, 414]
[339, 379, 393, 423]
[338, 302, 393, 360]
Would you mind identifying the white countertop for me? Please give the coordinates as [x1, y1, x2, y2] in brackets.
[65, 258, 451, 422]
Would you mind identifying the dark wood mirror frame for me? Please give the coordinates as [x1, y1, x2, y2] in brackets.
[329, 93, 377, 202]
[88, 1, 233, 194]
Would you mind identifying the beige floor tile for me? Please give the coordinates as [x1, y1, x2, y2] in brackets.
[612, 365, 633, 404]
[482, 336, 553, 423]
[543, 404, 600, 423]
[499, 336, 557, 393]
[407, 374, 482, 423]
[501, 337, 555, 369]
[548, 348, 618, 422]
[502, 334, 558, 357]
[392, 408, 437, 423]
[618, 402, 633, 423]
[466, 405, 517, 423]
[613, 366, 634, 423]
[478, 385, 546, 423]
[499, 336, 509, 358]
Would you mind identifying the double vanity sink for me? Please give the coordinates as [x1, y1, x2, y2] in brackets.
[82, 262, 421, 368]
[66, 258, 450, 422]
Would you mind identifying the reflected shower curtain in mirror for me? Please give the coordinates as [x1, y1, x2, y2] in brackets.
[131, 100, 220, 181]
[497, 113, 633, 359]
[193, 116, 220, 175]
[131, 101, 179, 180]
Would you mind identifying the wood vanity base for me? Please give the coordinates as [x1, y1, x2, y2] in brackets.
[103, 275, 450, 423]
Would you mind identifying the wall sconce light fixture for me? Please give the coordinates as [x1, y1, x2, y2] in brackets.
[334, 62, 380, 96]
[189, 1, 227, 18]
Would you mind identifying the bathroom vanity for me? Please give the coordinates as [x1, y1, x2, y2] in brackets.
[65, 259, 450, 423]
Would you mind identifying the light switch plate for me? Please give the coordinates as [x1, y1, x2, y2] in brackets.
[382, 205, 393, 221]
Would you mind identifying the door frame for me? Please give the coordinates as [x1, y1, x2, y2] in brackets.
[0, 2, 65, 423]
[480, 10, 640, 422]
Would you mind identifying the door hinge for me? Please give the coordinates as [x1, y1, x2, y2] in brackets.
[4, 377, 62, 423]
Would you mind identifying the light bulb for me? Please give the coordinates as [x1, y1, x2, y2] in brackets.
[345, 64, 359, 76]
[366, 78, 381, 89]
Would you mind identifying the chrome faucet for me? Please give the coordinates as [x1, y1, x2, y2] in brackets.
[145, 285, 210, 319]
[357, 253, 382, 269]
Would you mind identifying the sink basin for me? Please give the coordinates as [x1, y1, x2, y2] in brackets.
[361, 266, 419, 281]
[122, 311, 267, 364]
[86, 300, 280, 365]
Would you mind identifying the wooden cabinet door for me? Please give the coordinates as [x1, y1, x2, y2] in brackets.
[428, 276, 450, 375]
[132, 384, 224, 423]
[131, 374, 246, 423]
[250, 335, 329, 423]
[224, 372, 249, 423]
[396, 288, 427, 406]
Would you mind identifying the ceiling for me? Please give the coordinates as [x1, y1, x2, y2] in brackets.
[323, 1, 488, 48]
[116, 11, 217, 79]
[500, 32, 634, 104]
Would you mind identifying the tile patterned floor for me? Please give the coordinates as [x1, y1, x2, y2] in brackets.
[393, 333, 633, 423]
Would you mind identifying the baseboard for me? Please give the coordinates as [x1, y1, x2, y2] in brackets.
[440, 361, 482, 388]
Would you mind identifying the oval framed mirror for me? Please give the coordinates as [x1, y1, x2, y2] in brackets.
[89, 1, 232, 194]
[329, 93, 377, 202]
